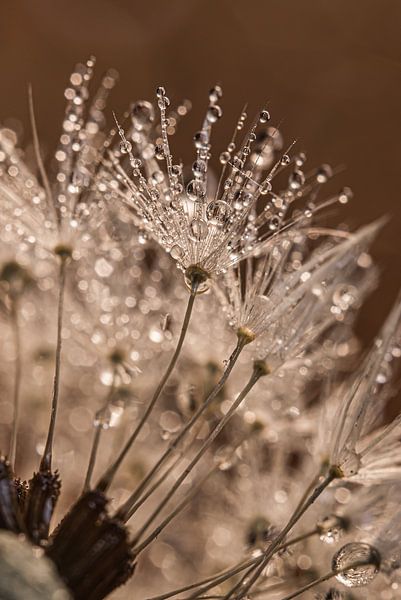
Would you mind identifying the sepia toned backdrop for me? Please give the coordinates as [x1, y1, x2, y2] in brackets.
[0, 0, 400, 342]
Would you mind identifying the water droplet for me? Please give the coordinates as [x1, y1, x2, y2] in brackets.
[209, 85, 223, 103]
[189, 219, 208, 241]
[193, 130, 208, 149]
[172, 164, 182, 176]
[155, 144, 164, 160]
[138, 230, 148, 245]
[332, 543, 380, 587]
[339, 186, 353, 204]
[206, 200, 232, 226]
[317, 514, 348, 544]
[131, 100, 155, 129]
[288, 169, 305, 190]
[130, 157, 142, 169]
[295, 152, 306, 167]
[120, 141, 132, 154]
[259, 181, 272, 195]
[259, 110, 271, 124]
[170, 245, 184, 261]
[151, 170, 164, 185]
[206, 105, 222, 123]
[187, 179, 206, 202]
[193, 160, 207, 177]
[316, 164, 333, 183]
[332, 285, 357, 311]
[269, 216, 281, 231]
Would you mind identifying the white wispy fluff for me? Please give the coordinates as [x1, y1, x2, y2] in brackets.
[324, 294, 401, 483]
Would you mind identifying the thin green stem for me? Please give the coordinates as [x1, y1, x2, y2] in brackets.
[129, 363, 267, 546]
[224, 470, 335, 600]
[118, 336, 247, 520]
[9, 297, 21, 469]
[40, 258, 67, 472]
[96, 284, 198, 493]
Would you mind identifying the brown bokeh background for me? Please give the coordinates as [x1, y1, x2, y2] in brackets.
[1, 0, 400, 342]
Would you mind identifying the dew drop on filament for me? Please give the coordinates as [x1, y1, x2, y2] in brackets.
[170, 245, 184, 261]
[189, 219, 208, 241]
[332, 542, 381, 587]
[206, 200, 232, 226]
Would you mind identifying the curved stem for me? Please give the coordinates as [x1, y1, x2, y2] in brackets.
[96, 285, 198, 493]
[224, 470, 335, 600]
[118, 336, 246, 519]
[40, 258, 67, 472]
[9, 297, 21, 469]
[129, 363, 266, 546]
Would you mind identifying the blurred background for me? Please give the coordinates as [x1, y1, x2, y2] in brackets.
[0, 0, 400, 341]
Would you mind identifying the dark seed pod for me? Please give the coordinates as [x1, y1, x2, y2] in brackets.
[14, 478, 29, 512]
[25, 470, 61, 544]
[47, 491, 135, 600]
[0, 456, 25, 533]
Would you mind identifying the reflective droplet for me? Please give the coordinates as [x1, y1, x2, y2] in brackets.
[209, 85, 223, 103]
[206, 105, 222, 123]
[155, 144, 164, 160]
[259, 110, 271, 124]
[339, 186, 353, 204]
[151, 170, 164, 185]
[206, 200, 232, 226]
[295, 152, 306, 167]
[131, 100, 155, 129]
[317, 514, 348, 544]
[219, 151, 231, 165]
[187, 179, 206, 202]
[269, 216, 281, 231]
[170, 245, 184, 261]
[259, 181, 272, 195]
[317, 164, 333, 183]
[333, 543, 380, 587]
[288, 169, 305, 190]
[332, 285, 357, 311]
[189, 219, 208, 241]
[120, 141, 132, 154]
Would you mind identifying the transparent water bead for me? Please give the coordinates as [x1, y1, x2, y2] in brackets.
[206, 200, 232, 226]
[332, 542, 381, 587]
[189, 219, 208, 241]
[131, 100, 155, 129]
[259, 110, 271, 124]
[317, 514, 348, 544]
